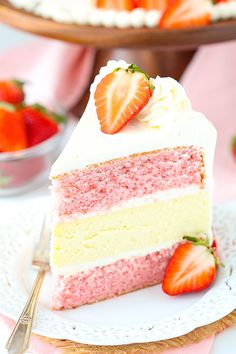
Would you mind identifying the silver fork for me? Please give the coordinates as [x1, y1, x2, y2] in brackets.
[6, 216, 51, 354]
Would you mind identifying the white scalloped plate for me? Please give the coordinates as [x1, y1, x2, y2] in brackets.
[0, 198, 236, 346]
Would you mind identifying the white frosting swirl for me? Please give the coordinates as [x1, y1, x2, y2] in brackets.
[137, 77, 191, 127]
[211, 2, 236, 22]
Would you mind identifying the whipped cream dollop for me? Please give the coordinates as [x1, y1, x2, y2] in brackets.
[137, 77, 191, 127]
[211, 1, 236, 22]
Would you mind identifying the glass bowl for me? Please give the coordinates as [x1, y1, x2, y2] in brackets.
[0, 118, 68, 197]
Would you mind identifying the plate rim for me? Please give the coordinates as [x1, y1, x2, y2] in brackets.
[0, 197, 236, 345]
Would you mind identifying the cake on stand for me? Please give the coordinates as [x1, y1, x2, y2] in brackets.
[1, 0, 236, 115]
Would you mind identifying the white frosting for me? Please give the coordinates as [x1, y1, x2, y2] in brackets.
[137, 76, 191, 127]
[211, 2, 236, 22]
[145, 10, 162, 28]
[50, 60, 217, 193]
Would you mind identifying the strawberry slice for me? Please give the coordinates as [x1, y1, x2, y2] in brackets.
[22, 104, 62, 147]
[135, 0, 167, 11]
[162, 236, 219, 296]
[96, 0, 135, 10]
[0, 80, 25, 105]
[159, 0, 211, 29]
[94, 64, 153, 134]
[231, 135, 236, 162]
[0, 103, 27, 152]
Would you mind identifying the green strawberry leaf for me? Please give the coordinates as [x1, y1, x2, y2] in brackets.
[231, 135, 236, 149]
[31, 103, 66, 124]
[12, 79, 25, 90]
[0, 102, 15, 112]
[0, 169, 12, 187]
[114, 64, 155, 92]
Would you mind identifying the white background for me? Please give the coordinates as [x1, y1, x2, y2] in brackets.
[0, 22, 236, 354]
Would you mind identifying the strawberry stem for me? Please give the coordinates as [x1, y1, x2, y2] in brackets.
[231, 135, 236, 149]
[114, 64, 155, 92]
[0, 102, 15, 112]
[183, 235, 223, 267]
[12, 79, 25, 89]
[31, 103, 66, 124]
[183, 235, 210, 247]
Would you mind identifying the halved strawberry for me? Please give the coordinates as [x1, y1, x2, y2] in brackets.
[94, 64, 153, 134]
[135, 0, 167, 11]
[22, 104, 62, 147]
[0, 103, 27, 152]
[159, 0, 211, 29]
[162, 236, 219, 296]
[0, 80, 25, 105]
[231, 135, 236, 161]
[96, 0, 135, 10]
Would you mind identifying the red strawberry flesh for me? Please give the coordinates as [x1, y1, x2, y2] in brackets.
[0, 80, 24, 105]
[0, 105, 27, 152]
[94, 64, 153, 134]
[22, 106, 59, 147]
[162, 237, 218, 296]
[160, 0, 210, 29]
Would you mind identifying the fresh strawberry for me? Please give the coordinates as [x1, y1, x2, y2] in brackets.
[0, 103, 27, 152]
[94, 64, 153, 134]
[135, 0, 167, 10]
[159, 0, 211, 29]
[22, 104, 62, 147]
[231, 135, 236, 161]
[214, 0, 229, 3]
[97, 0, 135, 10]
[0, 80, 25, 105]
[162, 236, 219, 296]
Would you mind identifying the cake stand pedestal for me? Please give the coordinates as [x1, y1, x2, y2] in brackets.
[1, 0, 236, 115]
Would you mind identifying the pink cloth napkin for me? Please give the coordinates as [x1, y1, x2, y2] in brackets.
[0, 38, 96, 110]
[181, 40, 236, 204]
[1, 38, 236, 353]
[0, 315, 214, 354]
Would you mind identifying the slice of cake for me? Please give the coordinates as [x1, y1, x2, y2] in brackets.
[50, 60, 216, 310]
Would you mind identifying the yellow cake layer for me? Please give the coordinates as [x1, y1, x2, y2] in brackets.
[51, 190, 211, 269]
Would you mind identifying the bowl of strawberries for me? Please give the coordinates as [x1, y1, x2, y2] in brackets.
[0, 79, 67, 196]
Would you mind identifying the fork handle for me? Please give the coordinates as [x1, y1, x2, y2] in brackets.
[6, 267, 47, 354]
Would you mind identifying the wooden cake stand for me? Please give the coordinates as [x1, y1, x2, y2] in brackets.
[1, 0, 236, 114]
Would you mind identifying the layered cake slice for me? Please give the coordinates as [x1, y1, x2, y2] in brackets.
[50, 60, 217, 310]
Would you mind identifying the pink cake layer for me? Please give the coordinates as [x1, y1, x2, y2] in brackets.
[53, 147, 204, 218]
[52, 245, 177, 310]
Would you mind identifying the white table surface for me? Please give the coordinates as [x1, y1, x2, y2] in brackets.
[0, 22, 236, 354]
